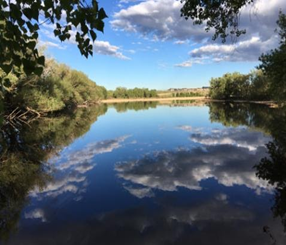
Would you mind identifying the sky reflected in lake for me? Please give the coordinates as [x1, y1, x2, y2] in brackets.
[1, 102, 286, 245]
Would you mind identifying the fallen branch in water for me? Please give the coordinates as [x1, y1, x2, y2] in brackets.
[4, 107, 42, 128]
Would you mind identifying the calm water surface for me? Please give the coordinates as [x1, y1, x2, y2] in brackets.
[1, 102, 286, 244]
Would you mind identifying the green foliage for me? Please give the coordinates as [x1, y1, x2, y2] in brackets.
[111, 87, 158, 99]
[0, 0, 107, 80]
[209, 71, 272, 100]
[248, 70, 271, 100]
[259, 12, 286, 102]
[209, 72, 250, 100]
[9, 59, 107, 113]
[181, 0, 254, 42]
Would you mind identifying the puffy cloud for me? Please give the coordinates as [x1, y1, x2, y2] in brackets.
[188, 36, 279, 63]
[111, 0, 210, 42]
[93, 41, 130, 60]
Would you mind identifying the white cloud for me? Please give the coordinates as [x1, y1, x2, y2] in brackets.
[93, 41, 131, 60]
[188, 36, 279, 63]
[111, 0, 210, 42]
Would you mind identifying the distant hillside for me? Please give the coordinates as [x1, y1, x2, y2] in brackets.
[157, 87, 209, 98]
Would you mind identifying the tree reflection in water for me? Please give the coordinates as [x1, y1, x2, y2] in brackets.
[0, 105, 107, 241]
[209, 102, 286, 231]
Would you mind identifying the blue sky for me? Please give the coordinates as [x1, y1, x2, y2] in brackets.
[39, 0, 285, 90]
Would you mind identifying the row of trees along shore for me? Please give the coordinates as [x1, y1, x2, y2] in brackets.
[107, 87, 158, 99]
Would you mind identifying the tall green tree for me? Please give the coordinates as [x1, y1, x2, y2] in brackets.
[0, 0, 107, 83]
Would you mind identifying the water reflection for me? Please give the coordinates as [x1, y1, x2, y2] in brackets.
[255, 140, 286, 231]
[4, 195, 285, 245]
[116, 144, 271, 194]
[31, 135, 131, 202]
[1, 102, 286, 244]
[210, 102, 286, 232]
[0, 106, 107, 241]
[111, 101, 158, 113]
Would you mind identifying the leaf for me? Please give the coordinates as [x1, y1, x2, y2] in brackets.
[38, 56, 45, 66]
[54, 29, 60, 36]
[23, 8, 33, 20]
[90, 30, 97, 41]
[34, 66, 44, 76]
[3, 78, 11, 88]
[1, 63, 13, 74]
[27, 41, 37, 50]
[93, 20, 104, 33]
[98, 8, 108, 20]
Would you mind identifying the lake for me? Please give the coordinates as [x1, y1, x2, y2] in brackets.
[1, 101, 286, 245]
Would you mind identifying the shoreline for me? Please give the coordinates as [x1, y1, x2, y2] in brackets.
[101, 97, 207, 103]
[101, 97, 277, 107]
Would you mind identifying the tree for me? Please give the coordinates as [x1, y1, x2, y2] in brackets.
[0, 0, 107, 83]
[259, 12, 286, 102]
[209, 72, 250, 100]
[181, 0, 254, 42]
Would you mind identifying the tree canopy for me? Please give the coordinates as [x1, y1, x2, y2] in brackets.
[208, 70, 271, 101]
[0, 0, 107, 81]
[3, 58, 107, 114]
[181, 0, 254, 42]
[259, 12, 286, 102]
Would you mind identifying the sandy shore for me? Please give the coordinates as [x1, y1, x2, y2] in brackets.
[101, 97, 207, 103]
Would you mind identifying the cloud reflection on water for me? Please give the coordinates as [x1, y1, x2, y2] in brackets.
[116, 127, 272, 195]
[29, 135, 131, 202]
